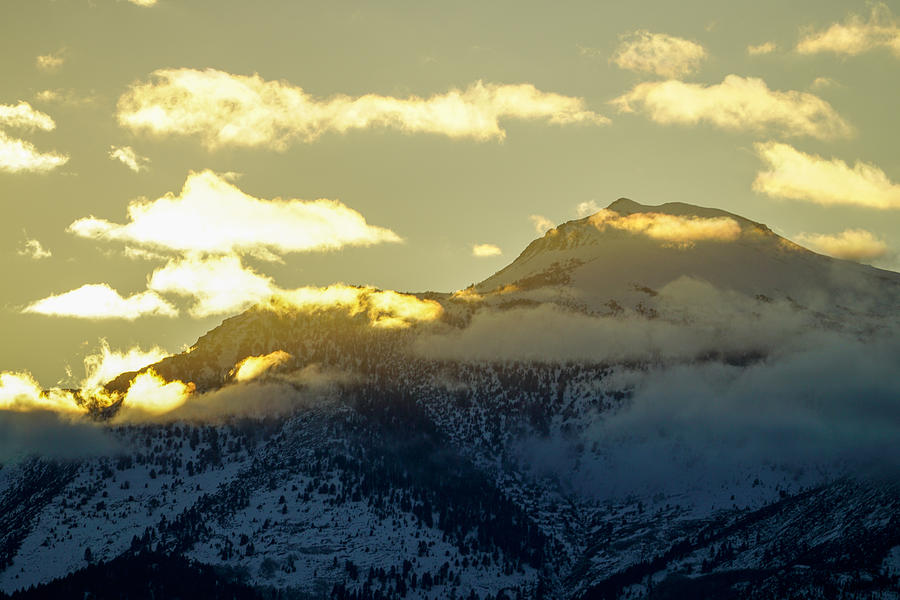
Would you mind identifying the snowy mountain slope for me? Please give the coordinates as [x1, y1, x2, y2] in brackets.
[2, 199, 900, 599]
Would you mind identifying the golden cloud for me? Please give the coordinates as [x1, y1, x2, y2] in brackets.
[232, 350, 292, 382]
[797, 3, 900, 57]
[119, 370, 193, 417]
[612, 75, 853, 140]
[747, 42, 777, 55]
[0, 102, 68, 173]
[80, 340, 169, 395]
[796, 229, 890, 263]
[68, 170, 401, 256]
[0, 372, 81, 414]
[472, 243, 502, 257]
[116, 68, 609, 149]
[753, 141, 900, 210]
[589, 210, 742, 244]
[17, 238, 51, 260]
[529, 214, 555, 235]
[148, 255, 276, 318]
[23, 283, 177, 320]
[611, 30, 707, 78]
[108, 145, 148, 172]
[127, 0, 158, 6]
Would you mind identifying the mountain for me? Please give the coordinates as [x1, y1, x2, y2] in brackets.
[1, 200, 899, 599]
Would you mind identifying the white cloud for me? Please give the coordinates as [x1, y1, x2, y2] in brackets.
[23, 283, 177, 320]
[116, 68, 609, 149]
[529, 214, 555, 235]
[747, 41, 777, 55]
[795, 229, 890, 263]
[753, 141, 900, 210]
[612, 75, 853, 140]
[472, 243, 502, 257]
[108, 145, 148, 172]
[0, 102, 68, 173]
[797, 3, 900, 57]
[17, 238, 51, 260]
[611, 30, 707, 78]
[68, 170, 401, 257]
[576, 200, 600, 217]
[147, 255, 276, 317]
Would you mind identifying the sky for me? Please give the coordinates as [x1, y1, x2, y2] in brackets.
[2, 0, 899, 386]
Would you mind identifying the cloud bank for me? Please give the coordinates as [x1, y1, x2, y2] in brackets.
[589, 209, 742, 244]
[796, 229, 890, 263]
[117, 68, 609, 149]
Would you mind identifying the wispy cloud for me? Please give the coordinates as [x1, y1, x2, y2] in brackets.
[576, 200, 600, 217]
[747, 41, 777, 55]
[529, 214, 555, 235]
[472, 243, 502, 257]
[68, 170, 401, 257]
[0, 102, 68, 173]
[117, 68, 609, 149]
[795, 229, 890, 263]
[80, 339, 169, 394]
[753, 141, 900, 210]
[797, 3, 900, 57]
[612, 75, 853, 140]
[35, 50, 65, 72]
[611, 30, 707, 78]
[17, 238, 51, 260]
[23, 283, 177, 320]
[108, 145, 149, 172]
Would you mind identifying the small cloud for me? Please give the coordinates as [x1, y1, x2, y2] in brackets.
[0, 102, 68, 173]
[753, 141, 900, 210]
[611, 30, 707, 78]
[68, 170, 401, 257]
[17, 238, 51, 260]
[472, 243, 502, 257]
[108, 145, 149, 172]
[810, 76, 840, 90]
[117, 68, 609, 150]
[747, 41, 777, 55]
[126, 0, 158, 6]
[612, 75, 853, 140]
[0, 101, 56, 131]
[34, 89, 99, 107]
[529, 214, 555, 235]
[576, 200, 600, 217]
[797, 3, 900, 57]
[795, 229, 890, 263]
[232, 350, 292, 382]
[35, 50, 65, 72]
[23, 283, 177, 320]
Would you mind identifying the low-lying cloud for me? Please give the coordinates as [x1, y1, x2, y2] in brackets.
[589, 209, 742, 244]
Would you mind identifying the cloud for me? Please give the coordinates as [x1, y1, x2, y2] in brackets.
[0, 410, 116, 462]
[35, 50, 65, 72]
[34, 89, 99, 107]
[529, 214, 555, 235]
[747, 41, 777, 55]
[127, 0, 158, 6]
[753, 141, 900, 209]
[612, 75, 853, 140]
[795, 229, 890, 263]
[810, 76, 839, 90]
[23, 283, 177, 319]
[575, 200, 600, 217]
[147, 255, 276, 317]
[232, 350, 292, 382]
[118, 370, 193, 418]
[472, 243, 502, 257]
[611, 30, 707, 78]
[797, 3, 900, 57]
[17, 238, 51, 259]
[80, 339, 170, 395]
[589, 209, 742, 244]
[68, 170, 401, 257]
[0, 102, 68, 173]
[108, 145, 149, 172]
[0, 371, 82, 414]
[116, 68, 609, 149]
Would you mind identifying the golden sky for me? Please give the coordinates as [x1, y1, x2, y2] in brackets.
[2, 0, 899, 384]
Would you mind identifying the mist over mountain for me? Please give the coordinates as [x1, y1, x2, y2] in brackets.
[1, 200, 899, 599]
